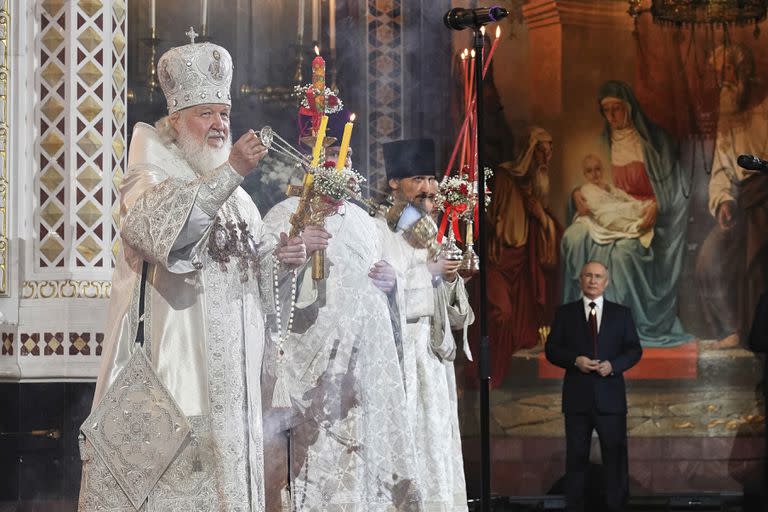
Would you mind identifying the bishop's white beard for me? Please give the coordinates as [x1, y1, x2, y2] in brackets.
[176, 124, 232, 174]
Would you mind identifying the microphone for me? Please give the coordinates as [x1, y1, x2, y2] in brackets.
[737, 154, 768, 173]
[443, 6, 509, 30]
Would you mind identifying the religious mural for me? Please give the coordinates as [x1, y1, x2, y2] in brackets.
[457, 0, 768, 499]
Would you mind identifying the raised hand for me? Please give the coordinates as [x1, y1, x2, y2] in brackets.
[229, 129, 268, 176]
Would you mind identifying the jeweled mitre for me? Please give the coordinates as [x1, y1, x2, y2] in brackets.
[158, 42, 233, 114]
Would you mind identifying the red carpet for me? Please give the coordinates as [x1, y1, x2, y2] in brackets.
[537, 340, 699, 379]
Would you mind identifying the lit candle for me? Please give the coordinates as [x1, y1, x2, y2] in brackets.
[467, 49, 475, 110]
[483, 26, 502, 77]
[201, 0, 208, 33]
[336, 113, 355, 170]
[310, 115, 328, 167]
[298, 0, 305, 40]
[312, 46, 326, 115]
[461, 49, 468, 105]
[150, 0, 156, 33]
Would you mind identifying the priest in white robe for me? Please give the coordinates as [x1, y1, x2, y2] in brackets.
[382, 139, 474, 511]
[78, 35, 305, 512]
[261, 154, 423, 511]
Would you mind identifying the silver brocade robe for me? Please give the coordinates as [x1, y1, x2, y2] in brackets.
[261, 198, 424, 511]
[78, 123, 270, 511]
[388, 236, 474, 512]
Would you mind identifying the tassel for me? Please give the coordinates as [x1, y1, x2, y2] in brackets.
[192, 443, 203, 472]
[280, 484, 293, 510]
[271, 364, 292, 408]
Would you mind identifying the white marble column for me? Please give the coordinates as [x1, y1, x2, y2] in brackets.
[0, 0, 127, 380]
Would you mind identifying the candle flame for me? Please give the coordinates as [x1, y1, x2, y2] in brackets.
[350, 113, 356, 122]
[463, 48, 469, 58]
[461, 52, 466, 61]
[480, 26, 486, 35]
[496, 26, 501, 38]
[470, 49, 476, 58]
[314, 45, 320, 56]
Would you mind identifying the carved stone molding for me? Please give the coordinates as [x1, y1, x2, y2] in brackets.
[523, 0, 634, 31]
[0, 0, 10, 296]
[21, 279, 112, 299]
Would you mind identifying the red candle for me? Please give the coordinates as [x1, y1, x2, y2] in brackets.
[483, 26, 502, 77]
[312, 46, 326, 114]
[462, 49, 469, 106]
[467, 49, 475, 111]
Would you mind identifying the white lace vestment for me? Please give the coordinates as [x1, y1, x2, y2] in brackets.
[390, 237, 473, 512]
[261, 198, 424, 511]
[78, 122, 270, 512]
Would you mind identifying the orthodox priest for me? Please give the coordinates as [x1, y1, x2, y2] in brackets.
[383, 138, 474, 511]
[78, 34, 306, 511]
[261, 151, 423, 511]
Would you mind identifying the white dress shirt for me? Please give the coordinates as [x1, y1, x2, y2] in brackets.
[582, 295, 604, 332]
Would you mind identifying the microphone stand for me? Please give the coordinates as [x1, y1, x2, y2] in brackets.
[472, 27, 491, 512]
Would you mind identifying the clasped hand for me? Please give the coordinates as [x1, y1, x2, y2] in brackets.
[575, 356, 612, 377]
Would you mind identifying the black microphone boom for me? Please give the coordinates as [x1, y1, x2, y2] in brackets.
[443, 6, 509, 30]
[737, 154, 768, 173]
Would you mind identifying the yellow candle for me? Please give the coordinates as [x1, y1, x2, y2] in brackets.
[310, 115, 328, 167]
[335, 113, 355, 170]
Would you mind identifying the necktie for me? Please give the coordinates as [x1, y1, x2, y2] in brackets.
[588, 302, 598, 357]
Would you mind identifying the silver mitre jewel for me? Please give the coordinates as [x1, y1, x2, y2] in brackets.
[158, 27, 233, 114]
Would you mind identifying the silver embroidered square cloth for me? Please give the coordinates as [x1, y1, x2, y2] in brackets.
[81, 348, 191, 510]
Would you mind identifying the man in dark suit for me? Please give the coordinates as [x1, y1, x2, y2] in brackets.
[546, 261, 642, 511]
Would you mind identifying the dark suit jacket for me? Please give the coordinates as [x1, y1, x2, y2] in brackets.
[545, 299, 642, 415]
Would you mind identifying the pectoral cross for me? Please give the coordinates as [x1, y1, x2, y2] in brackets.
[186, 26, 199, 43]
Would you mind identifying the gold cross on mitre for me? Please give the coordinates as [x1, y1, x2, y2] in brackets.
[185, 26, 199, 43]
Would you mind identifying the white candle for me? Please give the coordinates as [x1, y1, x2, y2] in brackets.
[150, 0, 156, 32]
[201, 0, 208, 31]
[298, 0, 305, 39]
[311, 0, 319, 42]
[329, 0, 336, 51]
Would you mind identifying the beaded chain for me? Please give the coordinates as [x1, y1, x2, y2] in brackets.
[272, 256, 298, 358]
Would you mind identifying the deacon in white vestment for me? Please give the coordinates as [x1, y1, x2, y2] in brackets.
[261, 172, 423, 510]
[382, 139, 474, 511]
[78, 36, 305, 512]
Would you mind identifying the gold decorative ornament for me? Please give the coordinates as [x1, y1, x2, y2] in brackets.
[21, 280, 112, 300]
